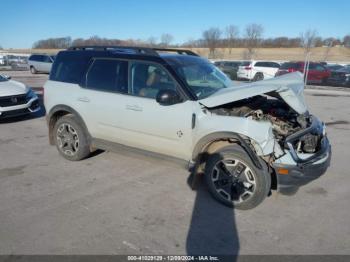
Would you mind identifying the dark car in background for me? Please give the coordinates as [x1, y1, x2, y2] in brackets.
[214, 60, 249, 80]
[328, 66, 350, 87]
[276, 61, 330, 85]
[326, 64, 344, 72]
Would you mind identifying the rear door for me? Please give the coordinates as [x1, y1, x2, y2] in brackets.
[77, 58, 130, 142]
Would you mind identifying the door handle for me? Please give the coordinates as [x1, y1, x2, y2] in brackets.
[126, 105, 143, 112]
[77, 97, 90, 102]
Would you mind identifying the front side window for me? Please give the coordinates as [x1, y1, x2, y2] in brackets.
[43, 56, 52, 63]
[130, 62, 177, 99]
[316, 65, 325, 71]
[86, 59, 128, 93]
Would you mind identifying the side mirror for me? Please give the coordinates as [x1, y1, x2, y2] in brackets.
[156, 89, 181, 106]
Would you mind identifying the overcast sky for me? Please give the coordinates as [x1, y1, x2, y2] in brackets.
[1, 0, 349, 48]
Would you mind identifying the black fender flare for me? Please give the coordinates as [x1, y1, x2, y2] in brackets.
[47, 105, 91, 145]
[192, 132, 263, 169]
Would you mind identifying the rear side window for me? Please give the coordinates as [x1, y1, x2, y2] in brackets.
[269, 62, 280, 68]
[86, 59, 128, 93]
[50, 52, 91, 84]
[255, 62, 268, 67]
[37, 55, 45, 62]
[29, 55, 39, 61]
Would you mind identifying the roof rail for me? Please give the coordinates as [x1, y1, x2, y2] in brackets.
[68, 46, 199, 57]
[68, 46, 158, 56]
[152, 48, 199, 56]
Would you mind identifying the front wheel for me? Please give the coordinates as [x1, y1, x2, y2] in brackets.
[30, 66, 37, 74]
[204, 145, 271, 209]
[54, 115, 91, 161]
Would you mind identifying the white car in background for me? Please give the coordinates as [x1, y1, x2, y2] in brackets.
[28, 54, 55, 74]
[0, 74, 40, 118]
[0, 55, 5, 65]
[237, 60, 281, 81]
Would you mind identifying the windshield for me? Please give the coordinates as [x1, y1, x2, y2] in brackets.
[0, 75, 9, 82]
[165, 56, 232, 99]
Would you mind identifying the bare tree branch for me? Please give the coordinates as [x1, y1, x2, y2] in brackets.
[244, 23, 264, 59]
[202, 27, 222, 58]
[300, 29, 318, 54]
[225, 25, 239, 54]
[160, 34, 174, 47]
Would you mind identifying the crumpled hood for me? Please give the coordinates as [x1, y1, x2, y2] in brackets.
[0, 79, 29, 96]
[199, 72, 308, 114]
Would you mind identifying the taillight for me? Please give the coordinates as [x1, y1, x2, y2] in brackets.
[245, 66, 252, 70]
[288, 68, 296, 72]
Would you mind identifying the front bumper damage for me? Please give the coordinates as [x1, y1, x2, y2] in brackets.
[272, 116, 331, 193]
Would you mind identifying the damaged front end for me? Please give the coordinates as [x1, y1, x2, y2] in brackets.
[200, 72, 331, 192]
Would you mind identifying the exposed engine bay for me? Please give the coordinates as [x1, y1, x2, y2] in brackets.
[209, 93, 321, 154]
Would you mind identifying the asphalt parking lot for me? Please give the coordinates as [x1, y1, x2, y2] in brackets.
[0, 71, 350, 255]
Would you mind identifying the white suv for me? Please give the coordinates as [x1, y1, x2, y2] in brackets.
[44, 47, 331, 209]
[237, 60, 281, 81]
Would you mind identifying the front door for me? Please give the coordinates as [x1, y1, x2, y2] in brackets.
[121, 61, 194, 160]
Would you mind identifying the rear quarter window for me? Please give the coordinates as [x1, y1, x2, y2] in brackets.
[255, 62, 268, 67]
[50, 52, 91, 84]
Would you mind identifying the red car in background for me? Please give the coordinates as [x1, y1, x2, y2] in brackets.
[276, 62, 330, 84]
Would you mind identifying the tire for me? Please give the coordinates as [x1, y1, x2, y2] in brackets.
[53, 114, 90, 161]
[30, 66, 37, 74]
[253, 72, 264, 81]
[204, 145, 271, 210]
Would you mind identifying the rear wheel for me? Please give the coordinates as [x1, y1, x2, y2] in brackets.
[253, 72, 264, 81]
[54, 115, 90, 161]
[204, 145, 271, 209]
[30, 66, 37, 74]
